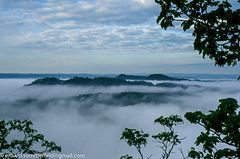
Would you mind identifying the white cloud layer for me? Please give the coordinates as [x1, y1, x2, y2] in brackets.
[0, 79, 240, 158]
[0, 0, 239, 73]
[0, 0, 192, 53]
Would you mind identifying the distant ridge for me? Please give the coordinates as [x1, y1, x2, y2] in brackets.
[27, 77, 153, 86]
[0, 73, 113, 79]
[116, 74, 146, 80]
[116, 74, 184, 81]
[0, 73, 238, 80]
[26, 76, 195, 88]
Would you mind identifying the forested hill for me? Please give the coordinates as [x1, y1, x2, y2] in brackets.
[27, 77, 153, 86]
[27, 74, 186, 87]
[116, 74, 184, 81]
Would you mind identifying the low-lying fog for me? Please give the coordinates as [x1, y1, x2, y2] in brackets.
[0, 79, 240, 159]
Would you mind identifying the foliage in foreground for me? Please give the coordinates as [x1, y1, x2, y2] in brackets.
[155, 0, 240, 66]
[121, 98, 240, 159]
[186, 98, 240, 159]
[0, 120, 61, 159]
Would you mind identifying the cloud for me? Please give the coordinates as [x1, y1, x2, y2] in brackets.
[10, 24, 193, 55]
[0, 0, 43, 10]
[0, 0, 193, 54]
[134, 0, 155, 7]
[0, 79, 240, 158]
[1, 0, 238, 73]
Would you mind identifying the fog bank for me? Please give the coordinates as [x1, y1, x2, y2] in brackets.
[0, 79, 239, 159]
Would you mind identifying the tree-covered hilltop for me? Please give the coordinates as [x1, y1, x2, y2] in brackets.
[29, 77, 63, 85]
[116, 74, 184, 81]
[15, 91, 190, 108]
[27, 74, 186, 86]
[27, 77, 153, 86]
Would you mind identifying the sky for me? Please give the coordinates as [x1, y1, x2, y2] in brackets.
[0, 0, 239, 74]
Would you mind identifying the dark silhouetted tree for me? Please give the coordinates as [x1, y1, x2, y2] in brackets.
[0, 120, 61, 159]
[121, 128, 149, 159]
[185, 98, 240, 159]
[155, 0, 240, 66]
[153, 115, 185, 159]
[120, 116, 185, 159]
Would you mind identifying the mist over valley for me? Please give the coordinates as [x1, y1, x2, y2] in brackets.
[0, 74, 239, 158]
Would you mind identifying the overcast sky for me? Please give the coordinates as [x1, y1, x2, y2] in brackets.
[0, 0, 239, 74]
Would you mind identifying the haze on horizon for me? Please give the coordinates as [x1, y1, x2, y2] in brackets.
[0, 0, 239, 74]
